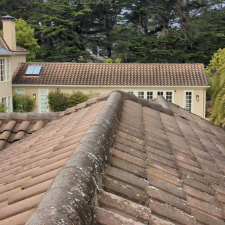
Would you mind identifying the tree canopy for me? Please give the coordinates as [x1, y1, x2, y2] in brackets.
[0, 0, 225, 63]
[0, 18, 40, 61]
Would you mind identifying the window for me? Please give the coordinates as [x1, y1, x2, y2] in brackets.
[25, 65, 42, 76]
[185, 91, 193, 112]
[16, 89, 25, 95]
[147, 91, 153, 100]
[0, 58, 10, 82]
[2, 97, 6, 108]
[166, 92, 173, 102]
[127, 91, 134, 94]
[1, 96, 12, 113]
[157, 91, 163, 96]
[8, 96, 11, 112]
[138, 91, 144, 98]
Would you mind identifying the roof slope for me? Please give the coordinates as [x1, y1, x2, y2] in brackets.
[0, 91, 225, 225]
[0, 35, 29, 54]
[12, 62, 208, 86]
[0, 112, 60, 150]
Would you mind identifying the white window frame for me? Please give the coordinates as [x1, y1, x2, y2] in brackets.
[38, 89, 49, 113]
[155, 90, 174, 103]
[0, 58, 11, 82]
[138, 91, 145, 98]
[122, 90, 174, 103]
[15, 88, 25, 95]
[184, 90, 194, 113]
[1, 95, 12, 113]
[147, 91, 154, 100]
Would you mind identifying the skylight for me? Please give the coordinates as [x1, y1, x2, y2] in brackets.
[25, 65, 42, 76]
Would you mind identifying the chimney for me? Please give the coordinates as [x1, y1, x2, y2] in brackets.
[1, 15, 16, 51]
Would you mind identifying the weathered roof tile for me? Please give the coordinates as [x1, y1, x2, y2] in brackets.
[12, 63, 208, 86]
[0, 91, 225, 224]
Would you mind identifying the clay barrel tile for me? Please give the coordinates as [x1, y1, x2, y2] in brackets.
[4, 121, 17, 131]
[0, 131, 12, 141]
[32, 121, 45, 133]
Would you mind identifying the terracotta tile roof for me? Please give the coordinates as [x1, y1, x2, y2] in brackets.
[12, 62, 208, 86]
[0, 91, 225, 225]
[0, 112, 60, 150]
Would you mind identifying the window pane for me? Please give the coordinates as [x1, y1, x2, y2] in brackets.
[2, 97, 7, 111]
[8, 96, 11, 112]
[127, 91, 134, 94]
[7, 59, 10, 81]
[32, 66, 42, 75]
[166, 91, 173, 103]
[147, 91, 153, 100]
[16, 89, 25, 95]
[185, 92, 192, 112]
[138, 91, 144, 98]
[25, 65, 35, 75]
[157, 91, 163, 96]
[0, 59, 6, 81]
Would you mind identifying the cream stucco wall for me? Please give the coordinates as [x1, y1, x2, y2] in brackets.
[10, 55, 26, 75]
[12, 85, 207, 118]
[0, 54, 26, 112]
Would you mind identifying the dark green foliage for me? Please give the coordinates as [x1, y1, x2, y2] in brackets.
[48, 89, 69, 112]
[13, 93, 35, 113]
[48, 89, 90, 112]
[0, 103, 6, 113]
[1, 0, 225, 64]
[68, 91, 89, 108]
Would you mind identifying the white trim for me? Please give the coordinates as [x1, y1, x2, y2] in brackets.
[0, 52, 30, 56]
[38, 89, 49, 113]
[0, 57, 11, 82]
[1, 95, 12, 113]
[184, 90, 194, 113]
[121, 90, 174, 103]
[12, 84, 210, 88]
[15, 88, 25, 95]
[0, 37, 9, 50]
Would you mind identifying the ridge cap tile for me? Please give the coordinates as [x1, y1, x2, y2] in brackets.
[0, 91, 224, 224]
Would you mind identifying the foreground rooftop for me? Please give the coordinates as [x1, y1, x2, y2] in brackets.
[0, 91, 225, 225]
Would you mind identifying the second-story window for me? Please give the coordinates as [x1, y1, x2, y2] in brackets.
[0, 58, 10, 82]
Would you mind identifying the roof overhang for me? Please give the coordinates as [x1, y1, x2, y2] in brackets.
[12, 84, 210, 88]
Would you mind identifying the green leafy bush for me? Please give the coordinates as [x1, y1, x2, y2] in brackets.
[48, 89, 69, 112]
[13, 94, 35, 113]
[48, 89, 92, 112]
[104, 58, 121, 63]
[68, 91, 89, 108]
[87, 91, 100, 99]
[0, 103, 6, 113]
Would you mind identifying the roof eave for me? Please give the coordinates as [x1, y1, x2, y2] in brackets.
[12, 84, 210, 88]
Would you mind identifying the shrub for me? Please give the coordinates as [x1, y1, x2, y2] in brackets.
[104, 58, 113, 63]
[87, 91, 100, 99]
[114, 58, 121, 63]
[0, 103, 6, 113]
[13, 94, 35, 113]
[68, 91, 89, 108]
[48, 89, 69, 112]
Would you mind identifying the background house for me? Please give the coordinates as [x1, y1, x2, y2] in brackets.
[12, 62, 209, 117]
[0, 15, 29, 112]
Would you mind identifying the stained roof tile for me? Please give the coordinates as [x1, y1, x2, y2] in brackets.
[0, 91, 225, 224]
[12, 63, 208, 86]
